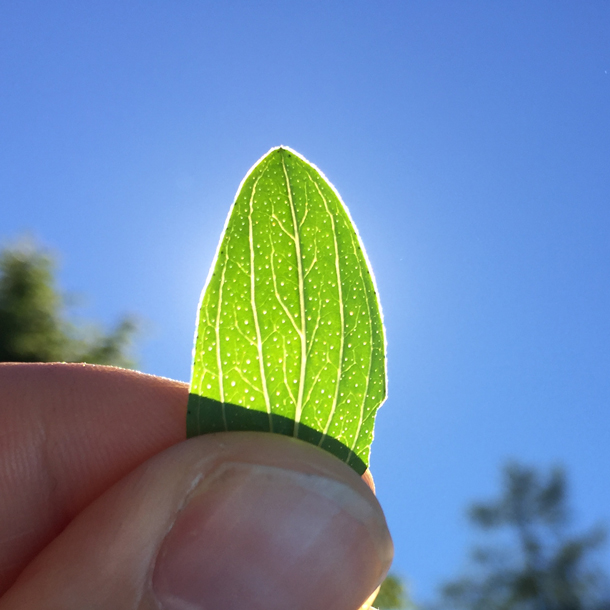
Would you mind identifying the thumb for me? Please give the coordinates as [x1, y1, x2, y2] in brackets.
[1, 432, 393, 610]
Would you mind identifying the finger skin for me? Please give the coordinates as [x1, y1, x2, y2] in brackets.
[1, 432, 393, 610]
[0, 363, 188, 593]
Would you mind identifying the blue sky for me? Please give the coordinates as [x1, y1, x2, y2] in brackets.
[2, 1, 609, 602]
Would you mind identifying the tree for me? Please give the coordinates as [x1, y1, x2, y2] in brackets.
[0, 239, 137, 367]
[437, 463, 610, 610]
[375, 573, 418, 609]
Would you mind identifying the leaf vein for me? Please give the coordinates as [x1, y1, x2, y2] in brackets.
[281, 153, 308, 433]
[309, 175, 345, 445]
[248, 173, 273, 429]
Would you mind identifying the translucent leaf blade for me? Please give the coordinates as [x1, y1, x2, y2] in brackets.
[188, 146, 386, 474]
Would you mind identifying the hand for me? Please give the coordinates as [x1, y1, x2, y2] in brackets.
[0, 363, 392, 609]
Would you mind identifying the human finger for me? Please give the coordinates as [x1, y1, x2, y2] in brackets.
[1, 432, 393, 610]
[0, 363, 187, 593]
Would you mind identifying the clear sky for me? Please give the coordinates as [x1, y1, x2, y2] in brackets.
[2, 1, 609, 602]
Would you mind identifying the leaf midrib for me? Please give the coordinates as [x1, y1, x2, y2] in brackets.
[281, 152, 308, 435]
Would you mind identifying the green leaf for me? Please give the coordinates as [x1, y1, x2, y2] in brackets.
[187, 146, 386, 474]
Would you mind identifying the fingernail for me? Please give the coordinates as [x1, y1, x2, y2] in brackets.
[153, 462, 392, 610]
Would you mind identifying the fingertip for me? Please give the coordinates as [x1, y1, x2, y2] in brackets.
[3, 432, 392, 610]
[153, 458, 391, 610]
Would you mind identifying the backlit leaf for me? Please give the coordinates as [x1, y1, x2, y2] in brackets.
[187, 147, 386, 474]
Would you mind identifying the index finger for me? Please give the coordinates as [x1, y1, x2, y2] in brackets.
[0, 362, 187, 593]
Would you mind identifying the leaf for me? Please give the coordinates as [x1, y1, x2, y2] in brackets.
[187, 146, 386, 474]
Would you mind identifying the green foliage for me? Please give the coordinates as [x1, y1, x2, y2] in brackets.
[437, 463, 610, 610]
[0, 239, 137, 367]
[375, 574, 418, 609]
[188, 147, 386, 473]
